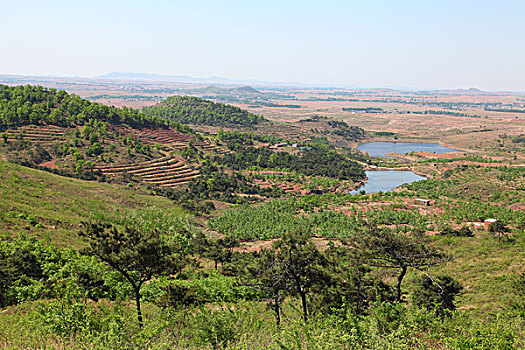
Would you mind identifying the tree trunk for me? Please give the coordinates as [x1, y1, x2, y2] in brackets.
[274, 290, 281, 327]
[135, 288, 143, 329]
[300, 290, 308, 323]
[396, 265, 407, 302]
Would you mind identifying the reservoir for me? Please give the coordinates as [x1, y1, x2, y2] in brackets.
[358, 141, 463, 158]
[351, 170, 426, 194]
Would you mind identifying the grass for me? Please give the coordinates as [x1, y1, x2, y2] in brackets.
[429, 233, 525, 313]
[0, 160, 178, 247]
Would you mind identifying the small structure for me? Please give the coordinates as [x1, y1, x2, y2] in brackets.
[415, 199, 431, 206]
[484, 219, 497, 231]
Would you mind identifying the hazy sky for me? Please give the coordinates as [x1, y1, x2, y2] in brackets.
[2, 0, 524, 90]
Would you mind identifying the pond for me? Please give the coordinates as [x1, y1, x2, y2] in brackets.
[350, 170, 426, 194]
[358, 141, 463, 158]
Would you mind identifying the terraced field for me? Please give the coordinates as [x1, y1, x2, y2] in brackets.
[192, 139, 231, 155]
[97, 155, 199, 188]
[4, 125, 70, 143]
[113, 125, 193, 149]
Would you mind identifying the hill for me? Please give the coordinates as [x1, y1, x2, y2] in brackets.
[298, 115, 367, 143]
[143, 96, 266, 127]
[0, 160, 180, 247]
[0, 85, 366, 199]
[189, 85, 262, 96]
[0, 84, 167, 130]
[0, 85, 205, 187]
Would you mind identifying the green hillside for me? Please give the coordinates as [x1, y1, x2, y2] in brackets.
[143, 95, 266, 127]
[0, 85, 201, 187]
[0, 160, 179, 247]
[0, 84, 167, 130]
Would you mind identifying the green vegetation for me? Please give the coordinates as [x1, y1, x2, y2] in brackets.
[213, 145, 365, 181]
[342, 107, 383, 113]
[209, 197, 364, 240]
[0, 85, 523, 349]
[153, 162, 285, 205]
[0, 160, 176, 246]
[0, 85, 196, 184]
[143, 96, 266, 127]
[0, 84, 167, 130]
[299, 115, 367, 142]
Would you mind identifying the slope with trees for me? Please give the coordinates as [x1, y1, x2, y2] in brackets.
[143, 95, 266, 127]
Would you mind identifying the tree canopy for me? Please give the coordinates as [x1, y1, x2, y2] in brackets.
[143, 96, 266, 127]
[0, 84, 168, 130]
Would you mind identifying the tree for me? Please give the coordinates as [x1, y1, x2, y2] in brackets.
[80, 222, 179, 328]
[0, 248, 44, 308]
[361, 227, 449, 302]
[316, 244, 394, 315]
[489, 221, 511, 242]
[0, 259, 13, 308]
[244, 249, 287, 326]
[273, 229, 330, 322]
[412, 274, 463, 315]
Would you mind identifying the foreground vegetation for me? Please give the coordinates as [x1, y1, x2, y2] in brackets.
[0, 161, 523, 349]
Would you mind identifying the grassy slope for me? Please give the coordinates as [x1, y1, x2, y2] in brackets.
[0, 160, 176, 247]
[430, 233, 524, 313]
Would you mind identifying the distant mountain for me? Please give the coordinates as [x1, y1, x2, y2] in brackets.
[415, 88, 495, 96]
[232, 86, 262, 94]
[97, 72, 271, 86]
[189, 85, 262, 95]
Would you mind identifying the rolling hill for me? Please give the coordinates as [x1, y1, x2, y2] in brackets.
[142, 95, 267, 127]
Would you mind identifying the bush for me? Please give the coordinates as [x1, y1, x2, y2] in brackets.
[412, 274, 463, 315]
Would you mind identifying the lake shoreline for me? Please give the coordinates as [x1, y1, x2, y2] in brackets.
[350, 170, 427, 194]
[359, 138, 471, 154]
[358, 141, 463, 158]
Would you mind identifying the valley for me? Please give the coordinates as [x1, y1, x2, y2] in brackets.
[0, 80, 523, 349]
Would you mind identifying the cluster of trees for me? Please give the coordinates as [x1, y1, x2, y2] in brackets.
[209, 198, 365, 240]
[185, 163, 284, 202]
[213, 145, 365, 181]
[327, 120, 367, 141]
[152, 162, 284, 207]
[216, 128, 283, 148]
[424, 110, 482, 118]
[143, 96, 266, 127]
[209, 195, 436, 240]
[298, 115, 367, 142]
[0, 84, 168, 130]
[0, 222, 461, 336]
[79, 222, 457, 329]
[1, 199, 523, 348]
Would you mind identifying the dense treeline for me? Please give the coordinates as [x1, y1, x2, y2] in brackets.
[213, 145, 365, 181]
[298, 116, 367, 141]
[342, 107, 383, 113]
[0, 84, 169, 130]
[143, 96, 266, 127]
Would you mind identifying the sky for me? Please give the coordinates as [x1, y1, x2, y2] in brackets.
[1, 0, 524, 91]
